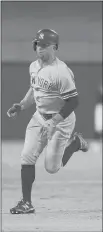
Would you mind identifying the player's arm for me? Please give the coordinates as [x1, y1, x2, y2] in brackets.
[7, 87, 34, 117]
[51, 67, 79, 125]
[47, 93, 78, 140]
[52, 93, 79, 125]
[59, 94, 79, 118]
[7, 63, 35, 118]
[20, 87, 34, 110]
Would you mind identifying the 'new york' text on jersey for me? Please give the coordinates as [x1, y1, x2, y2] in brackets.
[29, 58, 78, 115]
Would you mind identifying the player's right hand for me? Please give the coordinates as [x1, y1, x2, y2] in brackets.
[46, 119, 56, 140]
[7, 103, 21, 118]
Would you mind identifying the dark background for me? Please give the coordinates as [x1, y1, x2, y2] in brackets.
[1, 1, 102, 139]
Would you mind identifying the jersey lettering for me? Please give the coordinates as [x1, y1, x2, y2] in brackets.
[36, 76, 52, 90]
[29, 58, 78, 114]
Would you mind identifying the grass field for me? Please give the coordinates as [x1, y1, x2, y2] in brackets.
[1, 140, 102, 232]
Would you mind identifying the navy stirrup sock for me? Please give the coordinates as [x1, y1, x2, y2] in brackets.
[21, 165, 35, 202]
[62, 137, 80, 167]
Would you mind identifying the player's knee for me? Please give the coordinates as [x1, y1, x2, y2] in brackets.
[21, 152, 36, 165]
[45, 163, 60, 174]
[21, 157, 35, 165]
[45, 166, 58, 174]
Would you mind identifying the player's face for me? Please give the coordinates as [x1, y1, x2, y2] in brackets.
[36, 44, 55, 61]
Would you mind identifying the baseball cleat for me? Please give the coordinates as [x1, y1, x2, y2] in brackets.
[10, 199, 35, 214]
[73, 132, 89, 152]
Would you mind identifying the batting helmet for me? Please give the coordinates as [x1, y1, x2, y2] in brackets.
[32, 29, 59, 51]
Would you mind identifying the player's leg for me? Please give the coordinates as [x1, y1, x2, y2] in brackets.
[55, 113, 88, 167]
[45, 130, 68, 173]
[44, 115, 88, 173]
[44, 116, 75, 173]
[10, 113, 47, 214]
[62, 132, 89, 167]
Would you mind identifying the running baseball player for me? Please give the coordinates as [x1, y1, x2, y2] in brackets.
[7, 29, 89, 214]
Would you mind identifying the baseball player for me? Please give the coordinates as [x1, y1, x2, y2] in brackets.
[7, 29, 88, 214]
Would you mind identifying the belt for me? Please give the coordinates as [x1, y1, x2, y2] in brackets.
[41, 113, 53, 120]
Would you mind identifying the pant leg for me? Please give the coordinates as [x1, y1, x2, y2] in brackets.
[45, 113, 76, 173]
[21, 113, 47, 165]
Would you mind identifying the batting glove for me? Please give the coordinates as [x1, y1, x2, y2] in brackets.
[7, 103, 22, 118]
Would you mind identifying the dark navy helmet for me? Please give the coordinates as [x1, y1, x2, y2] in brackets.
[32, 29, 59, 51]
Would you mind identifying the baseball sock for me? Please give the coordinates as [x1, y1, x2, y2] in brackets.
[21, 165, 35, 203]
[62, 136, 80, 167]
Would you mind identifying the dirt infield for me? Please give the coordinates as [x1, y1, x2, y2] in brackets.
[2, 141, 102, 232]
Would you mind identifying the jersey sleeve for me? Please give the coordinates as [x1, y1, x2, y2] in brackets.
[58, 66, 78, 100]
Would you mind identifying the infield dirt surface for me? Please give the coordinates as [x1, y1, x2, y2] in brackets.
[2, 141, 102, 232]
